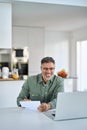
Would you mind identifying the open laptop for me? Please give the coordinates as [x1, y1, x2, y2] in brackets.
[43, 91, 87, 121]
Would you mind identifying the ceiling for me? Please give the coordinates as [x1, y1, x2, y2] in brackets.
[1, 0, 87, 31]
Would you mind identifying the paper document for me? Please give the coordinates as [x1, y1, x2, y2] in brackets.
[20, 101, 40, 111]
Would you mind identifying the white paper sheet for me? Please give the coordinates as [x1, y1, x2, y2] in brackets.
[20, 101, 40, 111]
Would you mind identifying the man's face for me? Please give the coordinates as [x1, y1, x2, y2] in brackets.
[41, 62, 55, 83]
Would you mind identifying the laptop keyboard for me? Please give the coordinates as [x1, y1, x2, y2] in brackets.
[43, 109, 56, 119]
[52, 113, 55, 117]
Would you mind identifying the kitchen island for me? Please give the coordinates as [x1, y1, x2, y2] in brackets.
[0, 80, 24, 108]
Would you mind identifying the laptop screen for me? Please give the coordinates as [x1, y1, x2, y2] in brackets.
[43, 92, 87, 121]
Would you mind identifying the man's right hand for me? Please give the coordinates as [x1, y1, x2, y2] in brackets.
[23, 98, 29, 101]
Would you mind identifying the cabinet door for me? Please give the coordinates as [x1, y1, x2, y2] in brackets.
[0, 3, 12, 48]
[64, 79, 73, 92]
[0, 81, 24, 108]
[28, 28, 44, 75]
[12, 27, 28, 48]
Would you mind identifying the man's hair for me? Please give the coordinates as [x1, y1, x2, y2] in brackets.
[41, 57, 55, 64]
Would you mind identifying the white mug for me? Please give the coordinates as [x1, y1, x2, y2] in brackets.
[2, 67, 9, 79]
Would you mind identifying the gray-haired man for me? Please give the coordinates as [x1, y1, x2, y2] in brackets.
[17, 57, 64, 112]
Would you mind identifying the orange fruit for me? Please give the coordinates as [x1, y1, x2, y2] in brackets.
[12, 74, 19, 80]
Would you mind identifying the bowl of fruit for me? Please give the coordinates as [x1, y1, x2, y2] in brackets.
[57, 69, 68, 78]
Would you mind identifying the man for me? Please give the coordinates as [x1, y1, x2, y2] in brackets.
[17, 57, 64, 112]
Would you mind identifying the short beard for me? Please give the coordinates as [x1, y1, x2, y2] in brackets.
[45, 75, 54, 81]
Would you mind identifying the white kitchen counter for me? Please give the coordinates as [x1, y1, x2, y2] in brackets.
[0, 80, 24, 108]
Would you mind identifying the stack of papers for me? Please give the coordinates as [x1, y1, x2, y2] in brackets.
[20, 101, 40, 111]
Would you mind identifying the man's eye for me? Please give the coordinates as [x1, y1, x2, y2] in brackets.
[43, 68, 55, 71]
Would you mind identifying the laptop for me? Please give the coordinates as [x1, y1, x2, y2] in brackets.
[43, 91, 87, 121]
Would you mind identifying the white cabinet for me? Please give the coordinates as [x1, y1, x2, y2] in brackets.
[28, 28, 44, 75]
[0, 3, 12, 48]
[0, 80, 24, 108]
[12, 27, 28, 48]
[64, 78, 77, 92]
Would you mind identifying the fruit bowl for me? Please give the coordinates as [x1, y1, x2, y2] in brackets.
[57, 69, 68, 78]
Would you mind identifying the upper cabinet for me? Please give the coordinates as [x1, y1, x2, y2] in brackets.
[0, 3, 12, 48]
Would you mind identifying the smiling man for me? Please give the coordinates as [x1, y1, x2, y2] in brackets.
[17, 57, 64, 111]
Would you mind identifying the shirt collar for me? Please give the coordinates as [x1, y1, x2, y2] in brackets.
[38, 73, 54, 84]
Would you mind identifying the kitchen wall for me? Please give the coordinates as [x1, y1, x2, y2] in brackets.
[12, 26, 71, 76]
[12, 26, 87, 78]
[69, 26, 87, 77]
[44, 30, 70, 75]
[44, 28, 87, 78]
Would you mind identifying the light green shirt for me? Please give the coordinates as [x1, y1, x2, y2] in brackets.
[17, 73, 64, 109]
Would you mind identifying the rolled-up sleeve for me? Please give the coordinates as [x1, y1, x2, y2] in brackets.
[17, 79, 30, 106]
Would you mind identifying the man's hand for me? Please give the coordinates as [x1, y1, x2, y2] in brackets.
[23, 98, 29, 101]
[19, 98, 30, 107]
[38, 103, 51, 112]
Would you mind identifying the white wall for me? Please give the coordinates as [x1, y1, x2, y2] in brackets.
[69, 26, 87, 91]
[44, 27, 87, 91]
[72, 27, 87, 41]
[44, 30, 70, 75]
[70, 26, 87, 77]
[12, 25, 87, 80]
